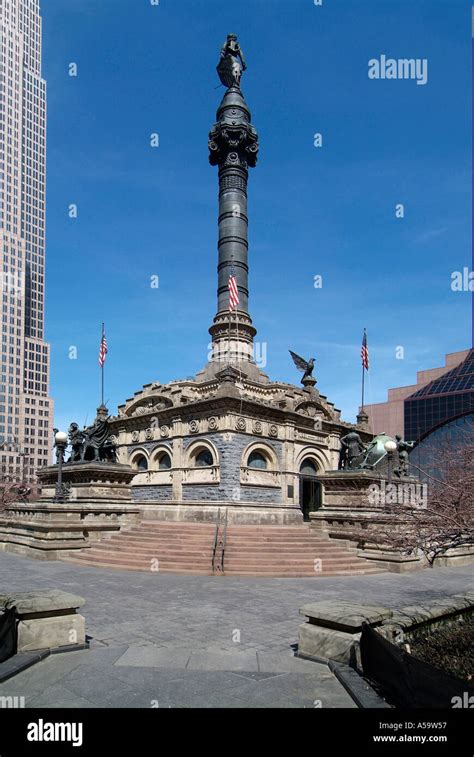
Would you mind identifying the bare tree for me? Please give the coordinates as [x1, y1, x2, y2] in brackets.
[0, 464, 30, 512]
[365, 437, 474, 566]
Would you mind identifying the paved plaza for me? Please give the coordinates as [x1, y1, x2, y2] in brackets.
[0, 553, 472, 708]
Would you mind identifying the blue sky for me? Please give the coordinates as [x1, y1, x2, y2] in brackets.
[42, 0, 472, 432]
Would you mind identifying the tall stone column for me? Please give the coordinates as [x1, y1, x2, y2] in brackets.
[207, 50, 260, 376]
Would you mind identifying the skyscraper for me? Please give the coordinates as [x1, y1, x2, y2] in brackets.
[0, 0, 52, 482]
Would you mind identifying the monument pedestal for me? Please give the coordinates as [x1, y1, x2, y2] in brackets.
[310, 470, 426, 572]
[0, 462, 139, 560]
[37, 461, 136, 503]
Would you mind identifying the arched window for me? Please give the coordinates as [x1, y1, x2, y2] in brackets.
[248, 451, 268, 469]
[134, 455, 148, 471]
[158, 452, 172, 470]
[195, 449, 214, 467]
[300, 459, 318, 476]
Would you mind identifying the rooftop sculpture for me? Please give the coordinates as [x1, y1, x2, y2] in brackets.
[217, 33, 247, 88]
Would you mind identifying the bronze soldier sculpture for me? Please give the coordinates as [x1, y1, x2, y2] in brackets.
[65, 408, 117, 463]
[394, 434, 415, 478]
[81, 412, 109, 461]
[338, 431, 367, 470]
[67, 423, 84, 463]
[217, 33, 247, 88]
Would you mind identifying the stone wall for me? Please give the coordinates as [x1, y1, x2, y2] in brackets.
[183, 431, 282, 502]
[132, 486, 173, 502]
[181, 485, 228, 501]
[235, 485, 282, 504]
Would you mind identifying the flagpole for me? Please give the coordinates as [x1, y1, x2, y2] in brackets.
[228, 310, 231, 368]
[101, 322, 105, 406]
[361, 327, 367, 410]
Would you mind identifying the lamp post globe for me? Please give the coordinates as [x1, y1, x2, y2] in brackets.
[384, 439, 397, 484]
[55, 431, 68, 447]
[54, 430, 68, 503]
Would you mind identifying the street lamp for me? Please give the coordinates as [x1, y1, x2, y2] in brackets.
[54, 431, 68, 503]
[384, 439, 397, 485]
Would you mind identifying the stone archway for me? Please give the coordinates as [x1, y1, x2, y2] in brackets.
[299, 459, 322, 522]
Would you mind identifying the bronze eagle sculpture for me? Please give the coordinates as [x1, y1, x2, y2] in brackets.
[289, 351, 316, 384]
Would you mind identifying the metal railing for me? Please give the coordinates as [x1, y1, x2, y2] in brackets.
[211, 507, 221, 574]
[221, 507, 228, 574]
[211, 507, 228, 575]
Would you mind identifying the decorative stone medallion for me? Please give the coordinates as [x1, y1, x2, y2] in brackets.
[145, 428, 154, 441]
[189, 420, 200, 434]
[160, 425, 170, 438]
[269, 424, 278, 438]
[208, 416, 218, 431]
[236, 417, 246, 432]
[252, 421, 263, 435]
[131, 430, 140, 443]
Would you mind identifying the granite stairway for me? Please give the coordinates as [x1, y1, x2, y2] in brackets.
[221, 525, 383, 577]
[63, 522, 383, 577]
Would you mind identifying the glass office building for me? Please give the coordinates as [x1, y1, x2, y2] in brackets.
[404, 348, 474, 442]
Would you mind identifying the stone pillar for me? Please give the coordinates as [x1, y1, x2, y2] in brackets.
[208, 83, 259, 366]
[282, 423, 296, 504]
[172, 426, 183, 501]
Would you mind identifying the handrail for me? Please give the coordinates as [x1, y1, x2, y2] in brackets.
[221, 507, 229, 574]
[211, 507, 221, 573]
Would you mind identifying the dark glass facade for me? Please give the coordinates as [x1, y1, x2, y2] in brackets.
[404, 349, 474, 441]
[410, 412, 473, 482]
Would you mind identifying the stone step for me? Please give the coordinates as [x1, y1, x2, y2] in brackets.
[221, 560, 367, 570]
[130, 521, 216, 533]
[106, 533, 215, 541]
[66, 559, 213, 575]
[105, 534, 339, 548]
[105, 537, 339, 549]
[69, 547, 361, 569]
[127, 528, 314, 537]
[105, 534, 214, 543]
[111, 531, 215, 539]
[223, 537, 334, 543]
[224, 545, 348, 552]
[122, 529, 328, 539]
[70, 553, 211, 570]
[222, 568, 383, 577]
[220, 532, 327, 539]
[62, 518, 382, 577]
[66, 555, 382, 576]
[88, 548, 357, 564]
[65, 555, 380, 577]
[223, 537, 352, 545]
[81, 548, 359, 565]
[84, 545, 214, 558]
[134, 523, 310, 533]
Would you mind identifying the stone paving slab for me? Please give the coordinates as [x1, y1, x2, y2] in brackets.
[27, 684, 98, 709]
[114, 646, 192, 669]
[186, 648, 259, 672]
[257, 651, 334, 674]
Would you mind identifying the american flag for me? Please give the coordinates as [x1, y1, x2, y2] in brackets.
[99, 330, 108, 368]
[361, 329, 369, 371]
[228, 267, 239, 312]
